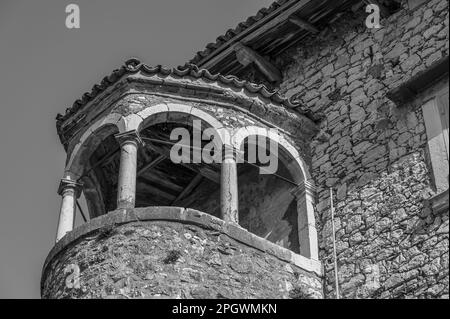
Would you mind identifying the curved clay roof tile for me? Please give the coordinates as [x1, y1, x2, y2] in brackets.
[57, 58, 311, 130]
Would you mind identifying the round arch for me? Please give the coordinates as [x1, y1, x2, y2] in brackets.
[231, 125, 311, 184]
[231, 125, 318, 260]
[134, 103, 230, 146]
[64, 113, 124, 180]
[65, 102, 233, 180]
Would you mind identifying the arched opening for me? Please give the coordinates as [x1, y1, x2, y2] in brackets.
[65, 123, 120, 219]
[61, 107, 318, 260]
[134, 109, 223, 215]
[236, 135, 303, 253]
[83, 134, 120, 216]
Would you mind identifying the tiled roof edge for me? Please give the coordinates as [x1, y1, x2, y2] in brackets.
[56, 57, 313, 133]
[188, 0, 290, 66]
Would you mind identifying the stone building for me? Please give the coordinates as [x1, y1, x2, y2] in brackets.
[41, 0, 449, 299]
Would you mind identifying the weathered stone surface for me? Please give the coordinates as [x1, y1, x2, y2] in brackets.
[50, 0, 449, 301]
[280, 0, 449, 299]
[42, 208, 322, 299]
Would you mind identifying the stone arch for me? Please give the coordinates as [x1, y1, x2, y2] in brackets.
[133, 103, 230, 145]
[62, 113, 128, 219]
[231, 125, 318, 260]
[64, 113, 125, 180]
[116, 102, 231, 209]
[231, 125, 311, 184]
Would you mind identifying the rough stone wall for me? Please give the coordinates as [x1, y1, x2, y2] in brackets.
[42, 208, 322, 299]
[277, 0, 449, 298]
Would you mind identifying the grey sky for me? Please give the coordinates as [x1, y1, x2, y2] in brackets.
[0, 0, 272, 298]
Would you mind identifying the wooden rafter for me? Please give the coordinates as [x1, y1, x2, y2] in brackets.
[233, 43, 282, 83]
[76, 200, 87, 222]
[82, 147, 120, 178]
[137, 154, 165, 176]
[137, 176, 177, 201]
[199, 0, 312, 69]
[362, 0, 390, 17]
[172, 173, 203, 205]
[142, 170, 184, 193]
[144, 142, 220, 184]
[288, 16, 319, 33]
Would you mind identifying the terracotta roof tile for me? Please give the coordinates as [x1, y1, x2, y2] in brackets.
[57, 58, 315, 131]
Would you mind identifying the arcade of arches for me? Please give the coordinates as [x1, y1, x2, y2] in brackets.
[54, 61, 320, 263]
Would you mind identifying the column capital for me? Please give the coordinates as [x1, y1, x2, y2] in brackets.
[291, 180, 317, 199]
[114, 130, 144, 147]
[58, 178, 83, 197]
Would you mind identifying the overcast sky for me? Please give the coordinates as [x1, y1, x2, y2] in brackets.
[0, 0, 273, 298]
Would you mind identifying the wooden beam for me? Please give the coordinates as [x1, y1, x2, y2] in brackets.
[387, 56, 449, 105]
[82, 147, 120, 178]
[288, 16, 319, 33]
[138, 146, 152, 165]
[144, 142, 220, 183]
[193, 166, 220, 184]
[267, 31, 309, 56]
[234, 43, 282, 83]
[141, 170, 184, 193]
[76, 200, 87, 222]
[199, 0, 312, 69]
[137, 154, 165, 176]
[137, 177, 177, 201]
[172, 174, 203, 205]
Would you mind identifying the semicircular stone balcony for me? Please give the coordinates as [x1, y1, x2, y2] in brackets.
[42, 58, 323, 299]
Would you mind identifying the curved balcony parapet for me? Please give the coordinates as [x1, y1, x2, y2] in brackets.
[42, 206, 323, 299]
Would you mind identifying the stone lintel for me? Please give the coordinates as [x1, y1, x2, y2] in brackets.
[387, 56, 449, 105]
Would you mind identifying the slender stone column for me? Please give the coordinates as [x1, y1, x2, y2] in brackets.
[56, 179, 82, 242]
[291, 180, 319, 260]
[115, 130, 142, 209]
[220, 145, 239, 223]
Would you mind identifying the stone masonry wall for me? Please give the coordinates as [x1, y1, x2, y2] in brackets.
[278, 0, 449, 298]
[42, 208, 322, 299]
